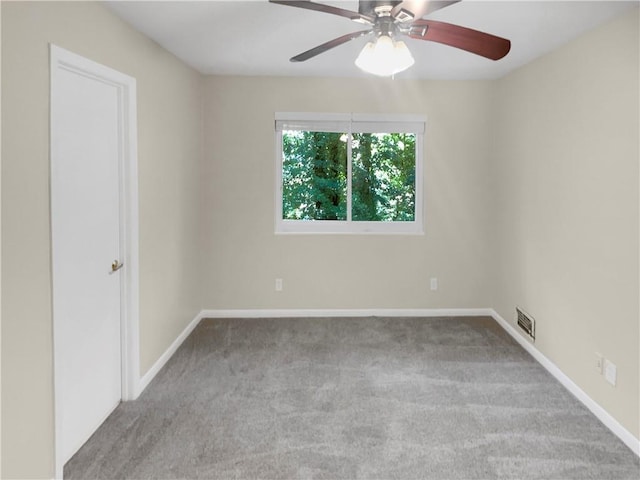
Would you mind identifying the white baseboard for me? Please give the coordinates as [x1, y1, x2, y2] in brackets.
[137, 311, 204, 395]
[200, 308, 494, 319]
[490, 309, 640, 457]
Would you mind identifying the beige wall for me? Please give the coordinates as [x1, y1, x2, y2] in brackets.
[1, 2, 203, 478]
[492, 10, 639, 438]
[201, 76, 496, 310]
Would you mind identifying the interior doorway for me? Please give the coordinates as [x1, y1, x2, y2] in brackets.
[50, 44, 139, 479]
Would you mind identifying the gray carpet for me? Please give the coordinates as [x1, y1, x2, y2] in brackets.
[65, 316, 640, 479]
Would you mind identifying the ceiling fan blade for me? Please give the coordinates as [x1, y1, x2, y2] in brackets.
[409, 19, 511, 60]
[391, 0, 460, 22]
[269, 0, 374, 25]
[291, 29, 372, 62]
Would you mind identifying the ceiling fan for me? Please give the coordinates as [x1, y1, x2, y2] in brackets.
[269, 0, 511, 76]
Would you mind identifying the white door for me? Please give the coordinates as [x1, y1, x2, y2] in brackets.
[51, 47, 137, 468]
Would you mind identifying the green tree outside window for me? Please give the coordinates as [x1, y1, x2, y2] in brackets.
[282, 130, 416, 222]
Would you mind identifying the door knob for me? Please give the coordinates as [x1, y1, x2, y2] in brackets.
[111, 260, 124, 272]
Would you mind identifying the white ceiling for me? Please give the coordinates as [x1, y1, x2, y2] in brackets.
[105, 0, 638, 80]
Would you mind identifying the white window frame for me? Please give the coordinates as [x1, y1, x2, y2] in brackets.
[275, 112, 425, 235]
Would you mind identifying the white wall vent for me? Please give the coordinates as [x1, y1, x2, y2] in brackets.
[516, 307, 535, 341]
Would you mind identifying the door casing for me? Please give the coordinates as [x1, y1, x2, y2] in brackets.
[49, 44, 139, 479]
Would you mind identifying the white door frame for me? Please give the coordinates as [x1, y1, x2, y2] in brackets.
[50, 44, 140, 479]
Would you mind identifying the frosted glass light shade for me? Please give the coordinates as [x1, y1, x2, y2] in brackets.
[355, 35, 415, 76]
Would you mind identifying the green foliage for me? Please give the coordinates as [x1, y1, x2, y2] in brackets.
[282, 130, 415, 222]
[282, 131, 347, 220]
[352, 132, 415, 222]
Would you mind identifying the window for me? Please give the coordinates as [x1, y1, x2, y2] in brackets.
[275, 113, 425, 234]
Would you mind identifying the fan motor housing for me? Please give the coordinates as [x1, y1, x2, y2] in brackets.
[359, 0, 402, 16]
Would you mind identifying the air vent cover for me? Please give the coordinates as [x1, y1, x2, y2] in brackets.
[516, 307, 535, 341]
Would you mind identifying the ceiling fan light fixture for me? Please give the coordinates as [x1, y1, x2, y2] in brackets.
[355, 34, 415, 77]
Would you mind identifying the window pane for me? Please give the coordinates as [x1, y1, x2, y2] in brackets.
[352, 132, 416, 222]
[282, 130, 347, 220]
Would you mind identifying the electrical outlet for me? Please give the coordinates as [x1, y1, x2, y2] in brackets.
[275, 278, 283, 292]
[604, 359, 617, 386]
[595, 352, 604, 374]
[430, 277, 438, 291]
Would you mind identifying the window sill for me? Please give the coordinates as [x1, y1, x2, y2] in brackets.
[275, 220, 424, 235]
